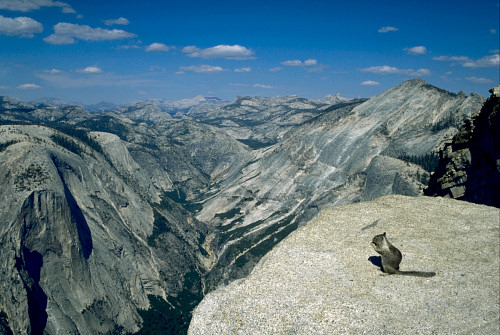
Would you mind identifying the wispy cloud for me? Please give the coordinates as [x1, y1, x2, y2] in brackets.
[433, 55, 469, 62]
[281, 59, 326, 73]
[378, 26, 398, 33]
[463, 54, 499, 68]
[282, 59, 318, 67]
[104, 17, 130, 26]
[44, 22, 136, 45]
[230, 83, 273, 89]
[235, 67, 251, 72]
[360, 65, 430, 76]
[433, 54, 499, 68]
[149, 65, 165, 72]
[145, 43, 171, 52]
[76, 66, 103, 74]
[405, 46, 427, 55]
[253, 83, 273, 89]
[42, 68, 62, 74]
[466, 76, 494, 84]
[0, 15, 43, 37]
[360, 80, 380, 86]
[116, 44, 142, 50]
[182, 45, 254, 60]
[179, 65, 226, 73]
[0, 0, 75, 13]
[35, 70, 153, 88]
[17, 83, 41, 89]
[269, 67, 283, 72]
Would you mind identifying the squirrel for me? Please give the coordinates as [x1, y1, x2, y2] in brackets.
[370, 232, 435, 277]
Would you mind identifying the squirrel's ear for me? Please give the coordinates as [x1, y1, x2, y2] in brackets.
[383, 232, 386, 236]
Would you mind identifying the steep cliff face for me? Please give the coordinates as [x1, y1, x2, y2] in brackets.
[0, 125, 207, 334]
[425, 86, 499, 207]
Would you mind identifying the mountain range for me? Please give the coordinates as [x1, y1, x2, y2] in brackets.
[0, 79, 486, 334]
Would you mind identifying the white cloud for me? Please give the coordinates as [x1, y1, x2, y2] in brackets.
[0, 15, 43, 37]
[43, 68, 62, 74]
[230, 83, 273, 89]
[361, 80, 380, 86]
[179, 65, 225, 73]
[269, 67, 283, 72]
[235, 67, 251, 72]
[44, 22, 136, 45]
[281, 59, 325, 72]
[433, 54, 499, 68]
[145, 43, 170, 52]
[282, 60, 302, 66]
[411, 68, 431, 76]
[182, 44, 254, 60]
[76, 66, 103, 74]
[149, 65, 165, 72]
[466, 76, 494, 84]
[304, 59, 318, 66]
[282, 59, 318, 67]
[463, 54, 499, 68]
[104, 17, 130, 26]
[307, 65, 328, 73]
[253, 84, 273, 89]
[117, 44, 141, 50]
[378, 26, 398, 33]
[360, 65, 400, 74]
[182, 45, 198, 53]
[17, 83, 41, 89]
[433, 55, 469, 62]
[0, 0, 75, 13]
[405, 46, 427, 55]
[360, 65, 430, 76]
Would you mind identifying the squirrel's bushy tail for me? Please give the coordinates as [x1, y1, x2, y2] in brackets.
[398, 270, 436, 277]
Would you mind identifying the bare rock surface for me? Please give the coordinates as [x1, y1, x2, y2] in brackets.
[426, 85, 499, 207]
[0, 80, 489, 333]
[189, 195, 500, 334]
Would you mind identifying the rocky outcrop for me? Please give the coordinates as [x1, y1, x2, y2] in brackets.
[188, 195, 500, 335]
[361, 155, 429, 201]
[425, 86, 499, 207]
[198, 79, 484, 290]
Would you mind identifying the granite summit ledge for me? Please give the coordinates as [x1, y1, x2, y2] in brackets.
[188, 195, 500, 334]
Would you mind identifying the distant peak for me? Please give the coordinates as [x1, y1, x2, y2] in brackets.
[322, 93, 351, 103]
[403, 78, 427, 86]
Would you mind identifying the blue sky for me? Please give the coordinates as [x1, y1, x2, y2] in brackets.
[0, 0, 499, 104]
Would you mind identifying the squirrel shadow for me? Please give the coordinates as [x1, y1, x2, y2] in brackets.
[368, 256, 383, 271]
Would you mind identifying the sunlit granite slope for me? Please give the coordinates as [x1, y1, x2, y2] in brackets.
[189, 195, 499, 334]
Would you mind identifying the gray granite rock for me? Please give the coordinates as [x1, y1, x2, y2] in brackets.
[189, 195, 499, 334]
[426, 85, 499, 207]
